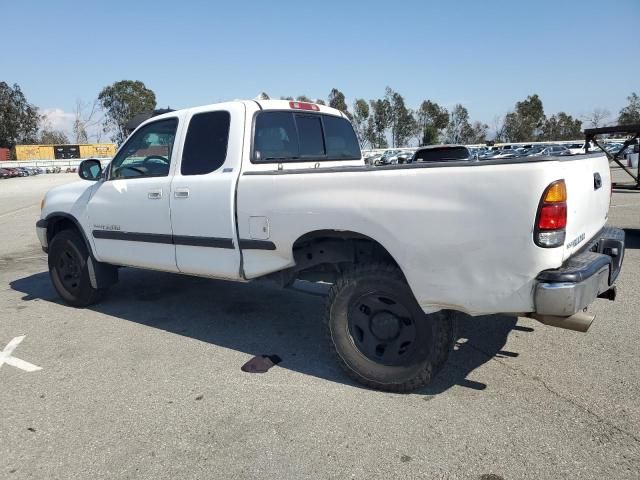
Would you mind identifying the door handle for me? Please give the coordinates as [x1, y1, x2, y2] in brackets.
[174, 188, 190, 199]
[148, 189, 163, 199]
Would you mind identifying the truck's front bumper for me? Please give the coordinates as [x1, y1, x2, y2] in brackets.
[534, 227, 625, 317]
[36, 218, 48, 253]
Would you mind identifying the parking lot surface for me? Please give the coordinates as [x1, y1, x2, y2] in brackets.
[1, 173, 639, 479]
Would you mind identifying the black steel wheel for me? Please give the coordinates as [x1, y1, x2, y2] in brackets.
[55, 240, 83, 294]
[325, 264, 453, 393]
[48, 229, 106, 307]
[348, 291, 420, 366]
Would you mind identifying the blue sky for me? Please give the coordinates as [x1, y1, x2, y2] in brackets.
[3, 0, 639, 137]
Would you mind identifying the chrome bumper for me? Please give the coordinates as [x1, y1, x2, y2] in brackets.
[534, 227, 625, 316]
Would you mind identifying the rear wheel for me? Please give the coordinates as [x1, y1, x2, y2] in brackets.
[325, 264, 454, 392]
[48, 229, 106, 307]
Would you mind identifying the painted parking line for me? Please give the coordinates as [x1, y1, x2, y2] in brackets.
[0, 204, 38, 220]
[0, 335, 42, 372]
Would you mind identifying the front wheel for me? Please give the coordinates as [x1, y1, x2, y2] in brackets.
[48, 229, 106, 307]
[325, 264, 455, 392]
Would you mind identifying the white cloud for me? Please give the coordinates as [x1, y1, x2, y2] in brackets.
[40, 107, 105, 143]
[41, 108, 75, 135]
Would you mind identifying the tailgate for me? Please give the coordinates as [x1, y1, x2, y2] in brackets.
[561, 153, 611, 260]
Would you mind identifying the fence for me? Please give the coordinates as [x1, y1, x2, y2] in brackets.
[0, 158, 112, 169]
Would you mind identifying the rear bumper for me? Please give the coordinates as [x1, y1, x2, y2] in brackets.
[534, 227, 624, 316]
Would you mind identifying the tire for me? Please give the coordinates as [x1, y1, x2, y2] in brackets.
[432, 310, 460, 376]
[48, 229, 106, 307]
[325, 264, 455, 393]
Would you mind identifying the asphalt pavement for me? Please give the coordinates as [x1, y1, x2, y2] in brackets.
[0, 172, 639, 480]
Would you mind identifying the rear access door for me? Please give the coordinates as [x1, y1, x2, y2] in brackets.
[169, 102, 245, 280]
[561, 154, 612, 260]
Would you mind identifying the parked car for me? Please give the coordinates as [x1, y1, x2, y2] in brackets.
[565, 143, 586, 155]
[544, 145, 572, 156]
[395, 151, 413, 164]
[37, 99, 624, 393]
[490, 150, 520, 159]
[410, 145, 471, 162]
[0, 168, 11, 179]
[378, 149, 403, 165]
[362, 154, 381, 166]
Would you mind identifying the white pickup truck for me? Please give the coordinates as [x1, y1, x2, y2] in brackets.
[36, 100, 625, 392]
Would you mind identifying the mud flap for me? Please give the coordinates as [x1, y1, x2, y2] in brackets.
[87, 257, 118, 289]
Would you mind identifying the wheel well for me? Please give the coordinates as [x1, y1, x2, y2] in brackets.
[47, 217, 76, 243]
[290, 230, 401, 283]
[46, 216, 91, 256]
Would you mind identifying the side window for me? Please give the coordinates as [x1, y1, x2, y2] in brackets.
[110, 118, 178, 180]
[181, 111, 231, 175]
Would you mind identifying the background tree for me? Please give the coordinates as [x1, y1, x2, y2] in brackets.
[315, 99, 326, 105]
[416, 100, 449, 145]
[469, 121, 489, 144]
[279, 96, 294, 100]
[503, 94, 545, 142]
[370, 99, 391, 148]
[296, 95, 312, 102]
[38, 128, 70, 144]
[582, 108, 610, 129]
[385, 87, 417, 147]
[618, 92, 640, 125]
[444, 104, 474, 144]
[74, 99, 102, 143]
[98, 80, 157, 144]
[0, 82, 40, 148]
[328, 88, 351, 119]
[352, 99, 370, 147]
[492, 115, 507, 142]
[540, 112, 582, 141]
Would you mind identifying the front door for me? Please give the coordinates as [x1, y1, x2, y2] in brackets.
[87, 117, 180, 271]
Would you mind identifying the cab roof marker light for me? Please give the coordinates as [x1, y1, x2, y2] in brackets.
[289, 101, 320, 111]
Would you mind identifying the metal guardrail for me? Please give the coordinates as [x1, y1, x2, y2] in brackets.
[0, 158, 112, 169]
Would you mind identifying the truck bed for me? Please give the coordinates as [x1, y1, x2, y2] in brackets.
[238, 153, 611, 315]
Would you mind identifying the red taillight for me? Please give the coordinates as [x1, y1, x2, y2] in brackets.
[289, 101, 320, 111]
[538, 203, 567, 230]
[535, 180, 567, 248]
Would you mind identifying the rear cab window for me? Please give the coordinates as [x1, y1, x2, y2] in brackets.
[253, 111, 360, 163]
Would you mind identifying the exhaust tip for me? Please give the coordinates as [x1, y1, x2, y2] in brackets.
[529, 311, 595, 333]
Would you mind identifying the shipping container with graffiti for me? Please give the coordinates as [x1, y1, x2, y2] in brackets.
[14, 143, 116, 161]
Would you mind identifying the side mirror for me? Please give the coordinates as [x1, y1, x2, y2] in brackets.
[78, 159, 103, 181]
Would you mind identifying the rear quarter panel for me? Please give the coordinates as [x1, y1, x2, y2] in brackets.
[237, 159, 589, 315]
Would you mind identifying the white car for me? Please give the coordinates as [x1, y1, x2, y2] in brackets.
[565, 143, 587, 155]
[36, 99, 625, 392]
